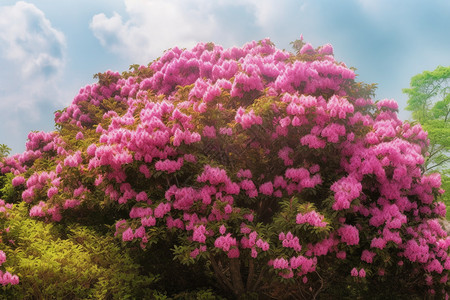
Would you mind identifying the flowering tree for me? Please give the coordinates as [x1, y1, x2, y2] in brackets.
[0, 38, 449, 298]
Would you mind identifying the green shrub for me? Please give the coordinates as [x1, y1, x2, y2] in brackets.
[1, 202, 157, 299]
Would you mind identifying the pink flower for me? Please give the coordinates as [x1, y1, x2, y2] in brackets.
[0, 251, 6, 265]
[193, 225, 207, 243]
[122, 228, 134, 241]
[338, 225, 359, 246]
[336, 251, 346, 259]
[154, 202, 171, 218]
[139, 164, 151, 178]
[300, 43, 314, 54]
[190, 248, 200, 258]
[296, 211, 327, 227]
[75, 131, 84, 140]
[224, 204, 233, 214]
[11, 176, 25, 186]
[300, 134, 326, 149]
[47, 187, 58, 199]
[327, 95, 354, 119]
[235, 108, 263, 129]
[278, 147, 294, 166]
[219, 127, 232, 136]
[359, 268, 366, 278]
[259, 181, 274, 196]
[351, 267, 358, 277]
[219, 225, 226, 235]
[63, 199, 80, 209]
[361, 250, 376, 263]
[370, 237, 387, 249]
[273, 258, 290, 269]
[155, 158, 184, 173]
[331, 176, 362, 210]
[319, 43, 333, 55]
[141, 216, 156, 227]
[377, 99, 398, 111]
[202, 126, 216, 138]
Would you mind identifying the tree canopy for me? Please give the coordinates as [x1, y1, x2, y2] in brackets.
[0, 39, 449, 299]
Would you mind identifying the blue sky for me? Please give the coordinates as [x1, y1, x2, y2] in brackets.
[1, 0, 449, 154]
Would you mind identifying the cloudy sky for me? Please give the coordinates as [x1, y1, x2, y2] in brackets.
[1, 0, 449, 154]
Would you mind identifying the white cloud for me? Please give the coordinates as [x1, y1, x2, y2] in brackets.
[89, 0, 306, 64]
[0, 1, 67, 111]
[243, 0, 297, 30]
[0, 1, 67, 153]
[0, 1, 66, 79]
[90, 0, 222, 64]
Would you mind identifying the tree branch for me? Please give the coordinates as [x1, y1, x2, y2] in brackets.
[246, 258, 255, 291]
[312, 271, 324, 300]
[229, 258, 245, 296]
[209, 255, 234, 292]
[251, 266, 267, 291]
[427, 157, 450, 171]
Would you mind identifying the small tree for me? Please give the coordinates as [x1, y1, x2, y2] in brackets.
[404, 66, 450, 217]
[0, 144, 10, 159]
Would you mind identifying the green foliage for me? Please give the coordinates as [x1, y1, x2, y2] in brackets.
[0, 173, 19, 203]
[403, 65, 450, 218]
[171, 288, 227, 300]
[0, 203, 157, 299]
[0, 144, 10, 158]
[404, 66, 450, 122]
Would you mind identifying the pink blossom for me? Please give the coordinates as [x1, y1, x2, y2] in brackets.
[259, 181, 274, 196]
[190, 248, 200, 258]
[371, 237, 387, 249]
[300, 134, 326, 149]
[141, 216, 156, 227]
[278, 147, 294, 166]
[359, 268, 366, 278]
[331, 176, 362, 210]
[63, 199, 80, 209]
[336, 251, 346, 260]
[202, 126, 216, 138]
[327, 95, 354, 119]
[139, 164, 151, 178]
[0, 251, 6, 265]
[219, 127, 232, 136]
[296, 211, 327, 227]
[237, 169, 252, 178]
[46, 187, 58, 199]
[155, 158, 183, 173]
[235, 108, 263, 129]
[300, 43, 314, 54]
[361, 250, 376, 263]
[338, 225, 359, 246]
[122, 228, 134, 241]
[154, 202, 171, 218]
[193, 225, 207, 243]
[377, 99, 399, 111]
[75, 131, 84, 140]
[273, 258, 290, 269]
[11, 176, 25, 186]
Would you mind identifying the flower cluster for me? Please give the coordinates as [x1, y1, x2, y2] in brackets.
[0, 201, 19, 286]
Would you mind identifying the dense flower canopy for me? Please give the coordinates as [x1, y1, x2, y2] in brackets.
[0, 38, 449, 298]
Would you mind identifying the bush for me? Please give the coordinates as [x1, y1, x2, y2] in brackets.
[0, 38, 449, 299]
[0, 202, 157, 299]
